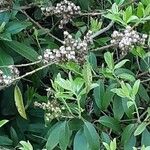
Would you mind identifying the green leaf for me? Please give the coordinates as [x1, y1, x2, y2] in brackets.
[46, 122, 63, 150]
[127, 15, 139, 23]
[0, 32, 12, 41]
[117, 73, 135, 82]
[74, 129, 90, 150]
[98, 116, 121, 132]
[5, 41, 39, 61]
[131, 46, 146, 58]
[5, 21, 31, 34]
[93, 80, 104, 109]
[122, 99, 134, 118]
[121, 124, 136, 144]
[0, 120, 9, 128]
[138, 84, 150, 102]
[59, 121, 71, 150]
[142, 129, 150, 146]
[14, 85, 27, 119]
[124, 6, 133, 23]
[127, 101, 134, 108]
[0, 136, 13, 146]
[134, 122, 148, 136]
[101, 132, 111, 144]
[145, 146, 150, 150]
[77, 0, 93, 10]
[103, 142, 110, 150]
[55, 73, 72, 91]
[132, 80, 140, 97]
[90, 18, 102, 33]
[82, 62, 92, 93]
[124, 135, 136, 150]
[83, 121, 100, 150]
[112, 3, 119, 14]
[111, 88, 126, 98]
[137, 2, 144, 18]
[88, 52, 97, 70]
[105, 14, 126, 25]
[113, 96, 124, 120]
[102, 84, 115, 110]
[110, 138, 117, 150]
[104, 52, 114, 70]
[0, 11, 10, 24]
[114, 0, 125, 5]
[144, 4, 150, 16]
[0, 48, 14, 76]
[114, 59, 129, 69]
[141, 0, 150, 5]
[19, 141, 33, 150]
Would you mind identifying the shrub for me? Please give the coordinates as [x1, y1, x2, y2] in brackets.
[0, 0, 150, 150]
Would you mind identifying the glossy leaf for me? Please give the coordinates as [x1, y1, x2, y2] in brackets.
[113, 96, 124, 120]
[14, 86, 27, 119]
[142, 129, 150, 146]
[46, 122, 63, 150]
[93, 80, 104, 109]
[114, 59, 129, 69]
[99, 116, 121, 132]
[74, 129, 90, 150]
[0, 120, 9, 128]
[0, 48, 14, 75]
[121, 124, 136, 144]
[104, 52, 114, 70]
[59, 121, 71, 150]
[134, 122, 148, 136]
[5, 41, 39, 61]
[83, 121, 100, 150]
[5, 21, 31, 34]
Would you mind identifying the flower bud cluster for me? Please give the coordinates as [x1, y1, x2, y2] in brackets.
[0, 67, 19, 86]
[40, 30, 93, 64]
[111, 26, 148, 54]
[0, 0, 8, 6]
[41, 0, 81, 28]
[34, 100, 65, 122]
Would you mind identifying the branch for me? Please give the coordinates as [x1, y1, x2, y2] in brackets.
[80, 12, 103, 16]
[20, 10, 64, 44]
[91, 44, 116, 52]
[91, 21, 114, 39]
[0, 61, 56, 91]
[0, 60, 41, 68]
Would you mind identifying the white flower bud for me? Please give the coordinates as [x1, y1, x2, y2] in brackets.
[142, 34, 148, 39]
[50, 55, 55, 59]
[66, 47, 71, 51]
[126, 26, 132, 30]
[41, 7, 45, 11]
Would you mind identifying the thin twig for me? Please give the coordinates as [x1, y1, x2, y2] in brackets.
[80, 12, 103, 16]
[0, 62, 55, 90]
[91, 21, 114, 39]
[91, 43, 116, 52]
[0, 60, 41, 68]
[137, 71, 150, 78]
[141, 78, 150, 83]
[20, 10, 63, 44]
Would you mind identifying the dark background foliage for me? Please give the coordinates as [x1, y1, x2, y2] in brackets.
[0, 0, 150, 150]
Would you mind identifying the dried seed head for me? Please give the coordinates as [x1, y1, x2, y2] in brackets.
[111, 26, 148, 55]
[41, 30, 93, 64]
[41, 0, 81, 29]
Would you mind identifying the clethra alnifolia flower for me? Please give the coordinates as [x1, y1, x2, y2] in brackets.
[111, 26, 148, 55]
[0, 67, 19, 86]
[39, 30, 93, 64]
[34, 100, 65, 122]
[41, 0, 81, 29]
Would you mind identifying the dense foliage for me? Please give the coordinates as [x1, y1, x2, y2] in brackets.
[0, 0, 150, 150]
